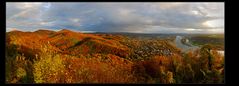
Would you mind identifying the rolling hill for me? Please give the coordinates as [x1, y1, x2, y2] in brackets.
[6, 29, 224, 84]
[6, 29, 130, 59]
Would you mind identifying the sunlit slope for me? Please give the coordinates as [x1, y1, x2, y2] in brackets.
[6, 29, 130, 58]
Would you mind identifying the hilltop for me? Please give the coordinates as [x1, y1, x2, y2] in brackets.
[7, 29, 130, 58]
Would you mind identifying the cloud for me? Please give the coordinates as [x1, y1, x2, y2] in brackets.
[6, 2, 224, 33]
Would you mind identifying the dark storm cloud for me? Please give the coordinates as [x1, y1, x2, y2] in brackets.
[6, 2, 224, 33]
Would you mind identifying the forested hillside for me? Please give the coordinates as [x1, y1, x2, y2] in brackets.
[6, 29, 224, 83]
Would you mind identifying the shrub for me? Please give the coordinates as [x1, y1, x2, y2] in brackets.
[33, 44, 65, 83]
[6, 53, 32, 83]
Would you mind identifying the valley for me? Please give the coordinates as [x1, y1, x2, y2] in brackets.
[6, 29, 225, 83]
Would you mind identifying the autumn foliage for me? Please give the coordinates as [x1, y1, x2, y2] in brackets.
[6, 29, 224, 84]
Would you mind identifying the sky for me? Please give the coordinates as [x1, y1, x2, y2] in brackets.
[6, 2, 224, 33]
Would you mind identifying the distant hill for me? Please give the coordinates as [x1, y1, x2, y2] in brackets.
[6, 29, 130, 58]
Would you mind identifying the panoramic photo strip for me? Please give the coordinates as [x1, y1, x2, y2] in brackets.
[6, 2, 224, 84]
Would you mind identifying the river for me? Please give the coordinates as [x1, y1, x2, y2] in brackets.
[217, 50, 224, 56]
[174, 36, 199, 52]
[174, 36, 224, 56]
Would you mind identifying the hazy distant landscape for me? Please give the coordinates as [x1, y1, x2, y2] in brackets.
[6, 2, 224, 84]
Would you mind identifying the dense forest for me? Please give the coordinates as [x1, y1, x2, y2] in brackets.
[6, 29, 224, 84]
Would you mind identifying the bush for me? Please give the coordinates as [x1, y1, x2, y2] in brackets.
[33, 53, 65, 83]
[6, 53, 32, 83]
[33, 44, 65, 83]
